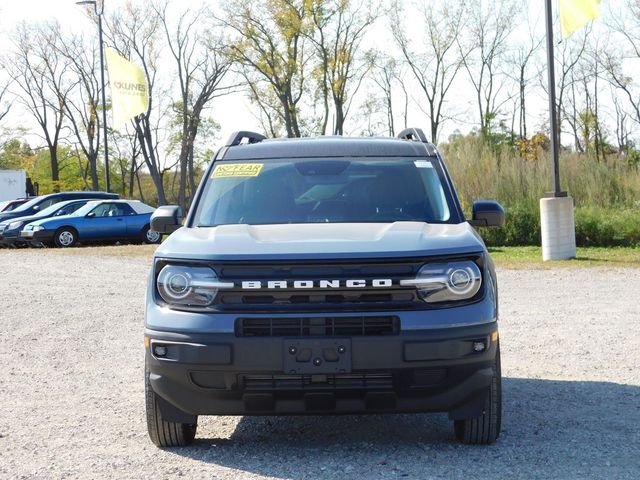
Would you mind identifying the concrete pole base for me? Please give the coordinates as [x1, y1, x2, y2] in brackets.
[540, 196, 577, 261]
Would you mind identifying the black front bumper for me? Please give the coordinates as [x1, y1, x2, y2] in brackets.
[145, 322, 498, 422]
[21, 230, 54, 245]
[0, 230, 28, 247]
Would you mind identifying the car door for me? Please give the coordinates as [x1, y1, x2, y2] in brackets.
[83, 203, 129, 240]
[122, 204, 148, 238]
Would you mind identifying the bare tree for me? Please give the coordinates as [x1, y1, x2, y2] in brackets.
[604, 1, 640, 126]
[308, 0, 376, 135]
[110, 126, 145, 199]
[155, 1, 233, 210]
[391, 0, 466, 142]
[220, 0, 313, 137]
[560, 28, 590, 150]
[104, 3, 170, 204]
[52, 27, 103, 190]
[459, 0, 517, 136]
[245, 80, 286, 138]
[371, 53, 403, 136]
[505, 21, 543, 139]
[0, 80, 10, 123]
[7, 22, 70, 186]
[613, 93, 632, 157]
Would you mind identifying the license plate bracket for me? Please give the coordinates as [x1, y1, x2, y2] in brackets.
[283, 338, 352, 374]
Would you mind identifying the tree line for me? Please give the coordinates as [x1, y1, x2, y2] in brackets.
[0, 0, 639, 209]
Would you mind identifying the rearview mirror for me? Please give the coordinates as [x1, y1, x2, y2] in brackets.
[151, 205, 183, 234]
[469, 200, 505, 228]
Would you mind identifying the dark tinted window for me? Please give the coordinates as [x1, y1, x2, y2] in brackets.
[194, 158, 454, 226]
[56, 202, 85, 216]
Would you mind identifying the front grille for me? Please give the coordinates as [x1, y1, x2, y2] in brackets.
[242, 373, 394, 391]
[236, 316, 400, 337]
[220, 290, 416, 306]
[213, 259, 424, 311]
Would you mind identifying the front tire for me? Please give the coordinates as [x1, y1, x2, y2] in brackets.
[454, 345, 502, 445]
[53, 227, 78, 248]
[145, 370, 197, 447]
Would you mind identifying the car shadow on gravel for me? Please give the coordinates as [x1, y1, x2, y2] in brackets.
[166, 378, 640, 478]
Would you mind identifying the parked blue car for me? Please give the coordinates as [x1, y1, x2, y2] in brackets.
[21, 200, 161, 247]
[0, 199, 92, 247]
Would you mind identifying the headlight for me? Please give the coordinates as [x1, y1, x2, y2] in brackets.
[8, 221, 23, 230]
[156, 264, 233, 307]
[401, 261, 482, 303]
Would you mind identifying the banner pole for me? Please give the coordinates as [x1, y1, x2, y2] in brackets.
[540, 0, 576, 261]
[98, 10, 110, 193]
[545, 0, 562, 197]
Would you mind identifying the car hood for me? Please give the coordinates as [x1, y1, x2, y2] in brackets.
[0, 213, 43, 227]
[0, 211, 27, 223]
[155, 222, 486, 260]
[27, 214, 79, 228]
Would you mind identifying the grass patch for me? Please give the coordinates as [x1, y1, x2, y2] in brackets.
[2, 244, 639, 269]
[489, 246, 640, 269]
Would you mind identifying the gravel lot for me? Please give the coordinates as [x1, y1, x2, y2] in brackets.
[0, 248, 639, 479]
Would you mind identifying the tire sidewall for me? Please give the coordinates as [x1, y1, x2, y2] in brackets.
[54, 228, 77, 248]
[143, 226, 161, 244]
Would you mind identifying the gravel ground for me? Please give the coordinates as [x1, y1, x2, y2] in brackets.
[0, 249, 639, 479]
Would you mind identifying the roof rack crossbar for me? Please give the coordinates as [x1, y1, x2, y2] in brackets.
[397, 128, 429, 143]
[224, 131, 266, 147]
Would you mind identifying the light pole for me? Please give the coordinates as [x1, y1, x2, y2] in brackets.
[540, 0, 576, 261]
[77, 0, 110, 193]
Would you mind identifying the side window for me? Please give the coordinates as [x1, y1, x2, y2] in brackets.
[37, 197, 58, 210]
[118, 204, 136, 216]
[67, 203, 84, 214]
[90, 203, 114, 217]
[57, 203, 82, 216]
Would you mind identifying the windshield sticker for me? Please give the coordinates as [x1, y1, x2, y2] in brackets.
[414, 160, 434, 169]
[211, 163, 264, 178]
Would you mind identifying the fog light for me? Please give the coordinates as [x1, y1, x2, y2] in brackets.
[472, 341, 486, 352]
[153, 345, 168, 357]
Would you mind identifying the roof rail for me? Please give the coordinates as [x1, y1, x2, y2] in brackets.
[397, 127, 428, 143]
[224, 131, 266, 147]
[397, 127, 437, 155]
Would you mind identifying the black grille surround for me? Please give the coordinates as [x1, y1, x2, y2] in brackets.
[242, 373, 395, 391]
[153, 255, 485, 313]
[239, 368, 448, 392]
[236, 316, 400, 337]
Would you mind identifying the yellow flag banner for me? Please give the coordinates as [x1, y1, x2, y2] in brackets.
[105, 47, 149, 128]
[560, 0, 601, 38]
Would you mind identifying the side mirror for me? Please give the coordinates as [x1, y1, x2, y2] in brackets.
[469, 200, 505, 228]
[151, 205, 183, 234]
[86, 212, 96, 218]
[32, 205, 40, 212]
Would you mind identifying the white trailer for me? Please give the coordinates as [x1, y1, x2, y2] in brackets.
[0, 170, 27, 202]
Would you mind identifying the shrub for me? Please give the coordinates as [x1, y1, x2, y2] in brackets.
[441, 134, 640, 247]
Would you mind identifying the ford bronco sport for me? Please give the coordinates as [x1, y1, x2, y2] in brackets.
[145, 128, 505, 446]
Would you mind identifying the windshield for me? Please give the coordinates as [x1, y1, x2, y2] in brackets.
[9, 196, 44, 213]
[35, 201, 79, 218]
[194, 158, 454, 227]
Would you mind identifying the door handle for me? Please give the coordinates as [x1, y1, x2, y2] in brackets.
[117, 218, 123, 221]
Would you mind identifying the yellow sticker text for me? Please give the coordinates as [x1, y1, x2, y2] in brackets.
[211, 163, 264, 178]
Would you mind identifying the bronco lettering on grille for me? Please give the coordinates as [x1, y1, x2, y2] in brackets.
[240, 279, 393, 289]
